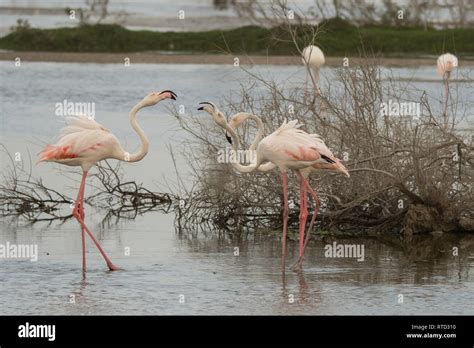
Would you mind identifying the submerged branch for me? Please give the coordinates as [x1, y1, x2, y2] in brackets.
[0, 147, 175, 223]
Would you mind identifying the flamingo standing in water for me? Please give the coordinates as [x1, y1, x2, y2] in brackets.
[227, 112, 349, 269]
[437, 53, 458, 122]
[197, 102, 347, 271]
[302, 45, 325, 97]
[38, 90, 177, 272]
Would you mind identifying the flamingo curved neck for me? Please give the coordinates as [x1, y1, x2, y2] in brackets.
[219, 119, 263, 173]
[310, 67, 320, 86]
[126, 101, 149, 163]
[240, 113, 276, 172]
[242, 113, 264, 152]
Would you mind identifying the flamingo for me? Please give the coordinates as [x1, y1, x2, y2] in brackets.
[38, 90, 177, 272]
[302, 45, 325, 97]
[227, 112, 349, 269]
[436, 53, 458, 122]
[197, 102, 347, 271]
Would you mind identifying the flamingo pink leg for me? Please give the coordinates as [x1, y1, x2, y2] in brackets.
[73, 171, 119, 271]
[298, 174, 304, 257]
[76, 172, 87, 272]
[281, 171, 289, 273]
[306, 182, 321, 243]
[297, 172, 309, 259]
[80, 200, 86, 272]
[302, 176, 309, 242]
[292, 172, 314, 270]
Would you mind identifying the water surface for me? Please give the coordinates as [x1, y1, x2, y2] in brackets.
[1, 61, 473, 315]
[1, 214, 473, 315]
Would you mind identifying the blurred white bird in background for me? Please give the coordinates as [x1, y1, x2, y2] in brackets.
[437, 53, 458, 123]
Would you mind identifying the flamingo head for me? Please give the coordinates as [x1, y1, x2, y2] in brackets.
[142, 90, 177, 106]
[228, 113, 248, 130]
[197, 102, 227, 126]
[437, 53, 458, 77]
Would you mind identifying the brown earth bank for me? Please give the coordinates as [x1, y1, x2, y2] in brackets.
[2, 51, 474, 67]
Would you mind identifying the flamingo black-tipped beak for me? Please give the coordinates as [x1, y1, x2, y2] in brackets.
[160, 90, 177, 100]
[198, 102, 214, 111]
[225, 131, 232, 144]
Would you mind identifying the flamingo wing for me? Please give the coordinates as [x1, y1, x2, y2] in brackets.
[261, 119, 323, 164]
[308, 134, 350, 177]
[261, 119, 349, 176]
[309, 134, 337, 161]
[39, 115, 120, 163]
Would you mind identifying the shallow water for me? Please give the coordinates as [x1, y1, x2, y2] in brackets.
[1, 213, 474, 315]
[1, 61, 473, 315]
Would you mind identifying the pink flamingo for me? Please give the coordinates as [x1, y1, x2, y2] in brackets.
[38, 90, 177, 272]
[227, 112, 349, 269]
[437, 53, 458, 122]
[198, 102, 348, 271]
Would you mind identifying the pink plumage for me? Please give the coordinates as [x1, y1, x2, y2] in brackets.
[38, 115, 122, 171]
[258, 119, 349, 175]
[38, 90, 177, 272]
[199, 103, 350, 272]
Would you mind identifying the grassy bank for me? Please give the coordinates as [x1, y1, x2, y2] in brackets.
[0, 18, 473, 56]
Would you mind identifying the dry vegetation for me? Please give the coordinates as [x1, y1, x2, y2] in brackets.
[0, 148, 173, 225]
[233, 0, 474, 28]
[170, 61, 473, 237]
[170, 1, 474, 237]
